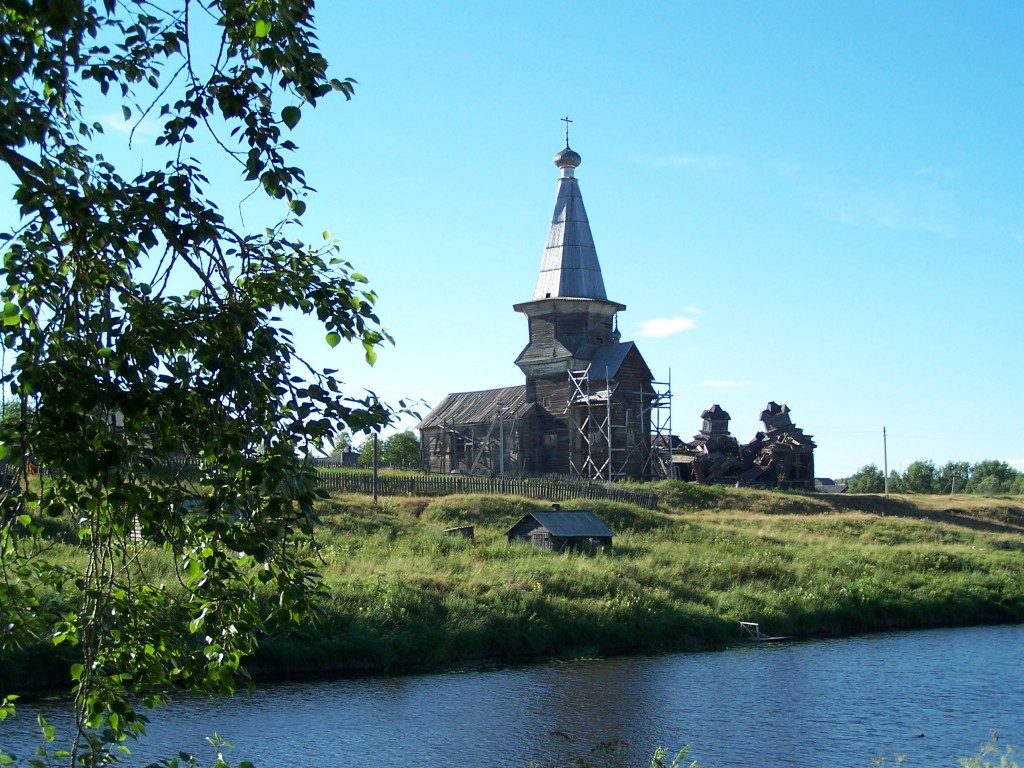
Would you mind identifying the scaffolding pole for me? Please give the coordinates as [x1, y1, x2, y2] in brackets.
[568, 366, 673, 482]
[643, 373, 673, 480]
[567, 367, 613, 481]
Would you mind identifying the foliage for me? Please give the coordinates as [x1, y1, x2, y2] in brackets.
[903, 460, 939, 494]
[648, 480, 728, 510]
[0, 1, 392, 765]
[356, 431, 420, 469]
[966, 461, 1023, 496]
[940, 461, 972, 494]
[379, 431, 421, 468]
[887, 470, 904, 493]
[650, 746, 698, 768]
[329, 431, 354, 456]
[957, 736, 1018, 768]
[355, 435, 377, 467]
[874, 737, 1020, 768]
[845, 464, 885, 493]
[845, 459, 1023, 496]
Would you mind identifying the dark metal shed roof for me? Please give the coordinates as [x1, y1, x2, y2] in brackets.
[508, 510, 615, 539]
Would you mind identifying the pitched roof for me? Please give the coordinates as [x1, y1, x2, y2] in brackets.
[417, 385, 528, 430]
[531, 148, 608, 302]
[587, 341, 653, 383]
[510, 510, 615, 538]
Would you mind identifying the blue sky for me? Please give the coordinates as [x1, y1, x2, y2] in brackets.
[286, 1, 1022, 479]
[6, 2, 1024, 479]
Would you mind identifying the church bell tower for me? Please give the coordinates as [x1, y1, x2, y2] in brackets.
[513, 141, 625, 401]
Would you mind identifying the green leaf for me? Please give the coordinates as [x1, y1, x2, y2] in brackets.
[0, 0, 396, 742]
[281, 106, 301, 129]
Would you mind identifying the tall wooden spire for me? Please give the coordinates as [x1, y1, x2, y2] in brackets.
[530, 144, 610, 301]
[514, 142, 625, 382]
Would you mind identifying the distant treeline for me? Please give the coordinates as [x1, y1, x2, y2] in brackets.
[844, 459, 1023, 495]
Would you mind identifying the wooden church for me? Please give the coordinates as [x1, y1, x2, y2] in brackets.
[418, 140, 667, 481]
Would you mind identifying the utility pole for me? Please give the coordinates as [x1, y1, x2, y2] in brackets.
[883, 426, 889, 496]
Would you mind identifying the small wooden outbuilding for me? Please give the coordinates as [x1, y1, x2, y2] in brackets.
[506, 506, 614, 552]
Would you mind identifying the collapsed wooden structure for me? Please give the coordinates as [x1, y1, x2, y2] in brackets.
[672, 402, 816, 489]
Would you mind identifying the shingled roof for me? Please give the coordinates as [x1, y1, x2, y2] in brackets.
[531, 146, 608, 302]
[417, 385, 528, 430]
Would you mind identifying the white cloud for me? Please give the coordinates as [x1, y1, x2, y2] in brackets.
[701, 379, 751, 389]
[809, 173, 958, 236]
[636, 315, 697, 338]
[914, 165, 958, 179]
[632, 153, 740, 174]
[100, 112, 161, 137]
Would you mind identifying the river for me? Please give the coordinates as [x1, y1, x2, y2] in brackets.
[2, 624, 1022, 767]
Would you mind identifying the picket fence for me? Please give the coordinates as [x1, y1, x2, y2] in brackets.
[36, 461, 658, 510]
[314, 471, 659, 510]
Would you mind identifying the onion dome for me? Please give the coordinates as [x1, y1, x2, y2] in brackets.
[553, 146, 582, 177]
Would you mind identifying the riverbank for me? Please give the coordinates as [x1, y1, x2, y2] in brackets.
[248, 483, 1024, 680]
[5, 483, 1024, 690]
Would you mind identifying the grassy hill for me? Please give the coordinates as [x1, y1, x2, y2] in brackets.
[5, 483, 1023, 690]
[250, 482, 1024, 679]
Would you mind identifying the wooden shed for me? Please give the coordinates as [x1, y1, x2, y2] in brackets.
[506, 507, 614, 552]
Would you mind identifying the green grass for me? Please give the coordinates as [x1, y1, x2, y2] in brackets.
[250, 485, 1024, 678]
[6, 484, 1024, 689]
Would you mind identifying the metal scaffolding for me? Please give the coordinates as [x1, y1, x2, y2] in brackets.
[644, 375, 673, 480]
[566, 366, 671, 481]
[566, 367, 614, 481]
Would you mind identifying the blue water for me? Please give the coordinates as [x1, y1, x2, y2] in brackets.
[2, 624, 1022, 767]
